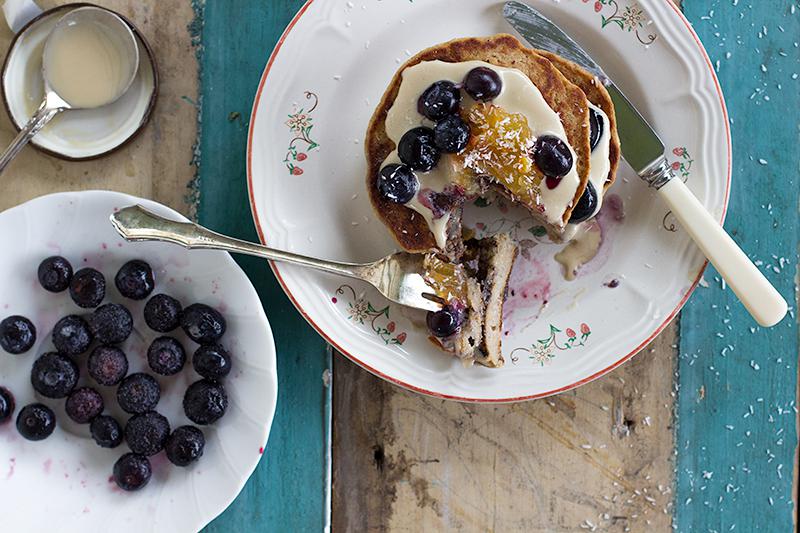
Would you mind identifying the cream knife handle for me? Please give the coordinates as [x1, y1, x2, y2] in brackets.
[657, 178, 787, 327]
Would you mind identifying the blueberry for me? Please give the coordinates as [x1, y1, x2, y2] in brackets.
[0, 315, 36, 354]
[568, 182, 599, 224]
[181, 304, 226, 345]
[65, 387, 104, 424]
[89, 303, 133, 345]
[147, 337, 186, 376]
[417, 80, 461, 121]
[37, 256, 73, 292]
[589, 107, 604, 151]
[115, 260, 155, 300]
[16, 403, 55, 441]
[193, 344, 232, 380]
[464, 67, 502, 101]
[144, 294, 182, 333]
[433, 115, 470, 153]
[125, 411, 170, 456]
[88, 345, 128, 386]
[398, 127, 440, 171]
[52, 315, 93, 356]
[0, 387, 14, 424]
[116, 373, 160, 414]
[377, 164, 418, 204]
[113, 453, 151, 491]
[90, 415, 123, 448]
[183, 380, 228, 425]
[69, 268, 105, 308]
[426, 305, 465, 338]
[31, 352, 78, 398]
[165, 426, 205, 467]
[533, 135, 573, 178]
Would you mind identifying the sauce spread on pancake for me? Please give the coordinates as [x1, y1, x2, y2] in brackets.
[382, 60, 582, 248]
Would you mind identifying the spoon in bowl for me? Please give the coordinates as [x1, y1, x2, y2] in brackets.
[0, 6, 139, 174]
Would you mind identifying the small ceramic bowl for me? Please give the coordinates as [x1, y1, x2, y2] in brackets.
[0, 3, 158, 160]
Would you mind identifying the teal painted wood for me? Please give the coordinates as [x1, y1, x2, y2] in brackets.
[193, 1, 331, 531]
[676, 2, 798, 532]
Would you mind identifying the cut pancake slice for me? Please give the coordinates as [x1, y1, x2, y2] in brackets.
[366, 34, 592, 260]
[430, 233, 518, 368]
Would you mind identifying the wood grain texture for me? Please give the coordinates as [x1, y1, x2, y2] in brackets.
[0, 0, 198, 214]
[674, 2, 799, 531]
[193, 1, 331, 531]
[333, 324, 677, 532]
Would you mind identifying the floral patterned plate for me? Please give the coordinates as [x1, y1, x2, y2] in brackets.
[247, 0, 730, 401]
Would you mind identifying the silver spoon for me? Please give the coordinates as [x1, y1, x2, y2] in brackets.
[0, 7, 139, 174]
[110, 205, 446, 313]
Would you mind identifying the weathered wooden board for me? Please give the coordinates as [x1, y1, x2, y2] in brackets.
[674, 2, 799, 531]
[193, 1, 331, 531]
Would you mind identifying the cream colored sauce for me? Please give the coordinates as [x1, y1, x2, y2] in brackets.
[555, 221, 602, 281]
[43, 19, 133, 108]
[382, 60, 582, 247]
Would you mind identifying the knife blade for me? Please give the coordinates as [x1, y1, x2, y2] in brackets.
[502, 1, 788, 327]
[503, 0, 663, 174]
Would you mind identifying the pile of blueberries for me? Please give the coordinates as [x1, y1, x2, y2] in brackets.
[376, 65, 604, 224]
[0, 256, 233, 492]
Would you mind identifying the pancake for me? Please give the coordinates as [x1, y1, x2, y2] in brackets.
[535, 50, 620, 192]
[365, 34, 592, 258]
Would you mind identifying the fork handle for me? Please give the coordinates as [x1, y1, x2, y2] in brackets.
[657, 178, 787, 327]
[110, 205, 364, 279]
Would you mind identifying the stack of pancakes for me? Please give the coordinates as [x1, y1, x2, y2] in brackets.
[365, 34, 620, 367]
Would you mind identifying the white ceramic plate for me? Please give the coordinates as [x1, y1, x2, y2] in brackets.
[248, 0, 730, 401]
[1, 3, 157, 160]
[0, 191, 277, 531]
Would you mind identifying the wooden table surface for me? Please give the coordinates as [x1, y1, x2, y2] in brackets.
[0, 1, 796, 531]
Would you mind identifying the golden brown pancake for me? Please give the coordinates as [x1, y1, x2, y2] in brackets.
[365, 34, 592, 256]
[534, 50, 620, 192]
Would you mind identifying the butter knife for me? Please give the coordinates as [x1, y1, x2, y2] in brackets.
[503, 1, 787, 327]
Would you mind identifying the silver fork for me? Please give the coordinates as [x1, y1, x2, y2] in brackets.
[110, 205, 444, 313]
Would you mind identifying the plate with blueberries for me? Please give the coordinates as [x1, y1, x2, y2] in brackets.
[0, 190, 277, 532]
[247, 0, 729, 401]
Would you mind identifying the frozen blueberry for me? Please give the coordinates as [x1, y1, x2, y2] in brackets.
[398, 127, 440, 172]
[417, 80, 461, 121]
[90, 415, 123, 448]
[31, 352, 78, 399]
[0, 386, 14, 424]
[433, 115, 470, 154]
[193, 344, 232, 380]
[426, 304, 465, 338]
[113, 453, 151, 491]
[183, 380, 228, 425]
[147, 337, 186, 376]
[144, 294, 182, 333]
[569, 182, 599, 224]
[88, 345, 128, 386]
[125, 411, 170, 456]
[181, 304, 226, 345]
[464, 67, 502, 101]
[69, 268, 105, 308]
[115, 260, 155, 300]
[88, 303, 133, 345]
[16, 403, 55, 441]
[116, 373, 160, 415]
[38, 256, 73, 292]
[0, 315, 36, 354]
[589, 107, 604, 151]
[52, 315, 93, 356]
[165, 426, 205, 467]
[533, 135, 573, 178]
[65, 387, 104, 424]
[377, 164, 418, 204]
